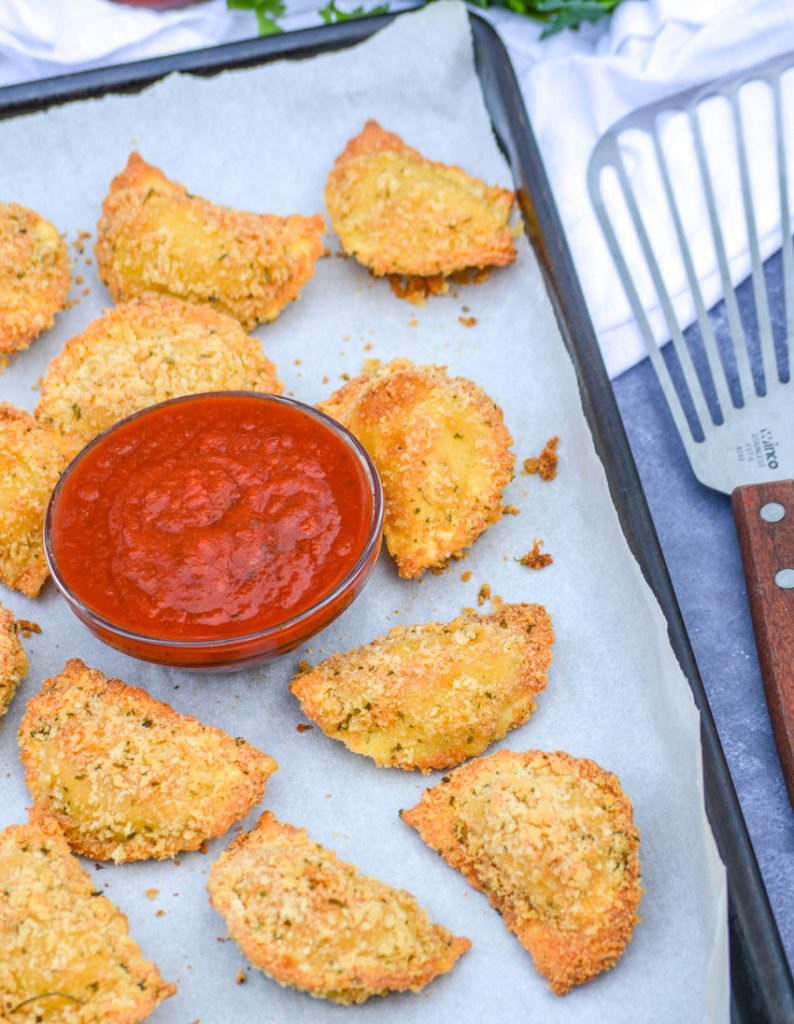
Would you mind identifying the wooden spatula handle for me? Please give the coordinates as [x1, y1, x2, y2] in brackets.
[732, 480, 794, 807]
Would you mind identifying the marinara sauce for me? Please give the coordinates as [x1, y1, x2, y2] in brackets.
[48, 394, 379, 658]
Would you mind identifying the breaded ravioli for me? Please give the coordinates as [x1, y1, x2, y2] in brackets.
[325, 120, 515, 289]
[36, 297, 283, 456]
[95, 153, 325, 329]
[208, 810, 470, 1005]
[19, 658, 277, 862]
[0, 202, 70, 356]
[319, 359, 514, 577]
[402, 749, 642, 995]
[292, 604, 553, 771]
[0, 602, 27, 721]
[0, 404, 69, 597]
[0, 810, 175, 1023]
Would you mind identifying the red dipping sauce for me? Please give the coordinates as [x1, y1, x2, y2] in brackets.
[45, 393, 383, 669]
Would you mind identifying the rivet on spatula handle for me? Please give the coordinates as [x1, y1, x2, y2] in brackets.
[732, 480, 794, 809]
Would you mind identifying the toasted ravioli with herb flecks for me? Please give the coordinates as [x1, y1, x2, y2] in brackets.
[0, 202, 70, 357]
[0, 404, 70, 597]
[36, 297, 283, 457]
[208, 811, 470, 1005]
[402, 749, 642, 995]
[0, 810, 175, 1023]
[95, 153, 325, 329]
[19, 659, 277, 862]
[325, 120, 515, 290]
[319, 359, 514, 577]
[0, 602, 27, 721]
[292, 604, 553, 771]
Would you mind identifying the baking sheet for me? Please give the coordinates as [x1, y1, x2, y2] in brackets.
[0, 4, 728, 1021]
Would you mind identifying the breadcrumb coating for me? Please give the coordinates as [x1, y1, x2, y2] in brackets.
[0, 202, 70, 356]
[0, 602, 27, 721]
[208, 810, 470, 1004]
[319, 358, 514, 577]
[36, 296, 283, 456]
[19, 659, 277, 863]
[325, 120, 515, 282]
[402, 749, 642, 995]
[0, 810, 175, 1022]
[95, 153, 325, 329]
[0, 403, 70, 597]
[291, 604, 553, 771]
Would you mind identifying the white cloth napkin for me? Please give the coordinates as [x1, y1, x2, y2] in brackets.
[0, 0, 791, 377]
[496, 0, 794, 377]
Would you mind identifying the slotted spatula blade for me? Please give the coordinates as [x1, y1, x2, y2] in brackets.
[588, 52, 794, 804]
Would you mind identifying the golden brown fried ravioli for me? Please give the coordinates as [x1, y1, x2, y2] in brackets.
[319, 358, 514, 577]
[325, 120, 516, 290]
[19, 658, 277, 862]
[95, 153, 325, 330]
[0, 202, 70, 356]
[36, 296, 283, 456]
[292, 604, 553, 771]
[208, 810, 470, 1005]
[0, 810, 175, 1023]
[402, 749, 641, 995]
[0, 404, 70, 597]
[0, 602, 27, 721]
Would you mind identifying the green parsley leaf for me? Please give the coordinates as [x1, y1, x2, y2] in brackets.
[319, 0, 390, 25]
[227, 0, 627, 39]
[227, 0, 286, 35]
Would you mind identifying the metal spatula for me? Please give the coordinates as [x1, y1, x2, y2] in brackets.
[588, 52, 794, 804]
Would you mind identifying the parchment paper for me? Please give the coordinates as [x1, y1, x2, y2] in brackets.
[0, 5, 728, 1021]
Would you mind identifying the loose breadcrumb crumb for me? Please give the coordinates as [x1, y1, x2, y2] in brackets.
[518, 540, 553, 570]
[458, 316, 477, 328]
[524, 436, 559, 481]
[14, 619, 41, 637]
[477, 583, 491, 606]
[461, 570, 472, 582]
[297, 723, 313, 733]
[502, 505, 520, 516]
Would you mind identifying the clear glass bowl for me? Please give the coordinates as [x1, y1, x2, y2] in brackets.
[44, 393, 384, 671]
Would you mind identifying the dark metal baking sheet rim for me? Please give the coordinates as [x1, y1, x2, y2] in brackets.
[1, 10, 791, 1022]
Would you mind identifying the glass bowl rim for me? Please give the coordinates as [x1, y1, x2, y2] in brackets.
[44, 390, 384, 651]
